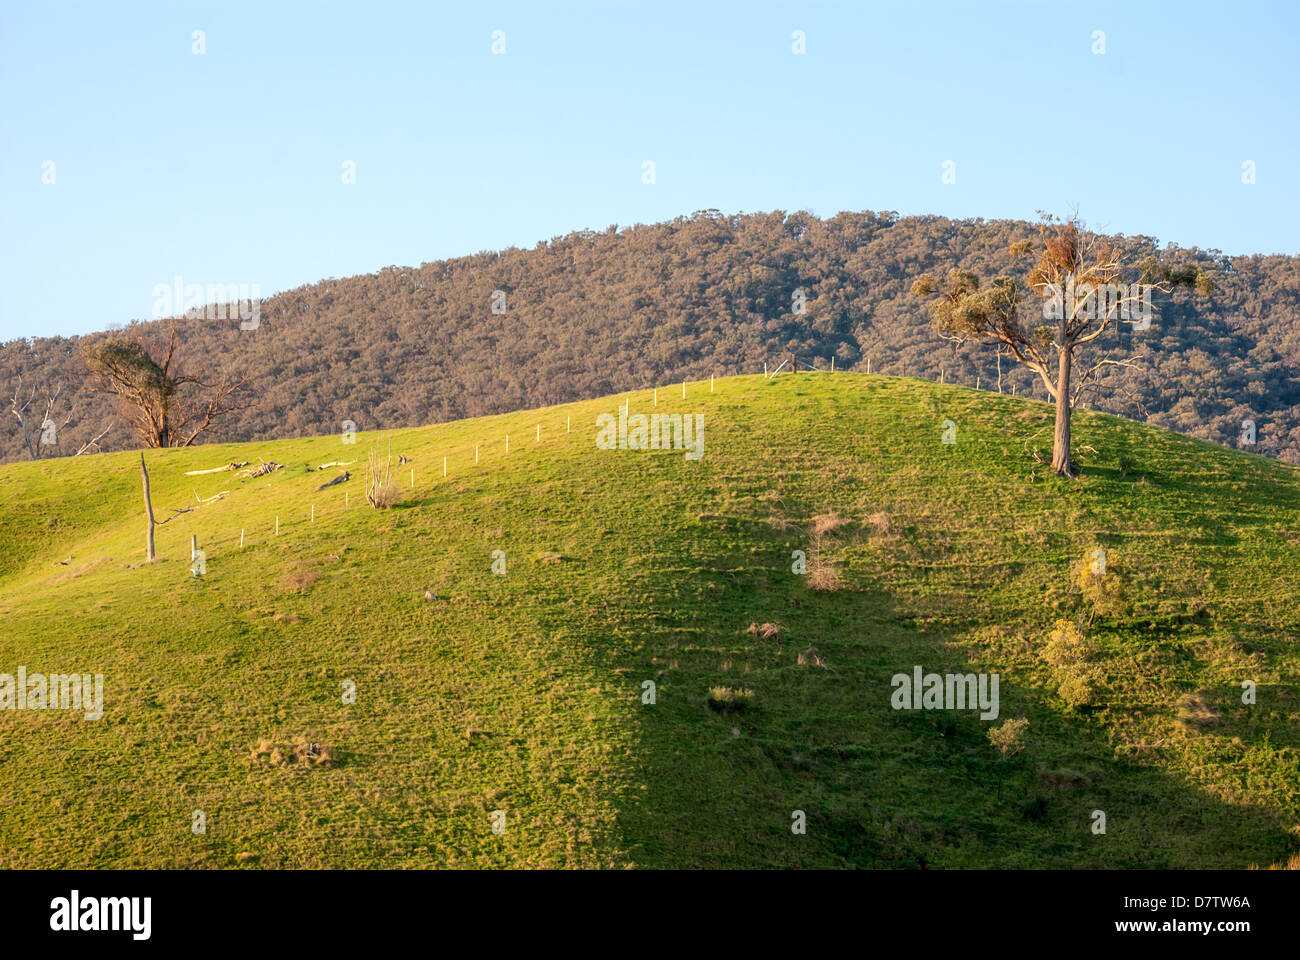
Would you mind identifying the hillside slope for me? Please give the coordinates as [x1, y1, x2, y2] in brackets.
[1, 373, 1298, 868]
[5, 209, 1300, 466]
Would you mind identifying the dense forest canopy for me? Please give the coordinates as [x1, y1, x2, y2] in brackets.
[5, 209, 1299, 464]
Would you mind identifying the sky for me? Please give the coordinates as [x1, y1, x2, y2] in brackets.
[1, 0, 1297, 341]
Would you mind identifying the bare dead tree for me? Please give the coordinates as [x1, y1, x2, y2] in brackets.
[140, 452, 156, 562]
[82, 324, 248, 448]
[365, 441, 395, 508]
[72, 420, 114, 456]
[9, 377, 73, 460]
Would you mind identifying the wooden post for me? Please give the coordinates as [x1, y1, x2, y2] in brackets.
[710, 373, 714, 391]
[536, 423, 540, 441]
[190, 534, 197, 560]
[240, 528, 244, 548]
[410, 468, 414, 488]
[566, 416, 570, 434]
[443, 456, 447, 476]
[653, 388, 657, 407]
[275, 516, 279, 536]
[475, 445, 479, 464]
[764, 360, 768, 377]
[830, 357, 835, 373]
[867, 356, 872, 375]
[682, 380, 686, 398]
[311, 505, 315, 522]
[139, 452, 156, 562]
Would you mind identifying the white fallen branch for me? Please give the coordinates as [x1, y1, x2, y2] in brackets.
[184, 461, 249, 476]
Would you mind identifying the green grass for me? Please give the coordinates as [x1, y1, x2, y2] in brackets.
[1, 373, 1297, 868]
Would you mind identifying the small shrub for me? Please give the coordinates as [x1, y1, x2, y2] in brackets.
[1077, 547, 1128, 623]
[1057, 663, 1103, 709]
[1042, 619, 1096, 669]
[987, 717, 1029, 758]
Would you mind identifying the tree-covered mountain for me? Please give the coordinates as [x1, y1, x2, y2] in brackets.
[5, 209, 1299, 464]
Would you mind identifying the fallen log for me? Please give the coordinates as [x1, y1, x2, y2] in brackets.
[315, 471, 350, 491]
[241, 460, 282, 480]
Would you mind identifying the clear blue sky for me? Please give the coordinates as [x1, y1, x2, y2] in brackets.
[2, 0, 1296, 341]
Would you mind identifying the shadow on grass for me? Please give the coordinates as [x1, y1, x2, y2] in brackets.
[599, 511, 1297, 869]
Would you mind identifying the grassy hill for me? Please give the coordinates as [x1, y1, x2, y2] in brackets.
[1, 373, 1297, 869]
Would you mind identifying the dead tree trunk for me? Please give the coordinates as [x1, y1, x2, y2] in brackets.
[1050, 347, 1074, 477]
[140, 452, 156, 561]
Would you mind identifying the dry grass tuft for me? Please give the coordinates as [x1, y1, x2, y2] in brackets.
[278, 571, 319, 592]
[812, 512, 849, 536]
[707, 686, 756, 713]
[1251, 852, 1300, 870]
[746, 621, 782, 639]
[250, 735, 334, 768]
[797, 647, 826, 668]
[866, 511, 895, 537]
[806, 555, 843, 592]
[1176, 692, 1222, 731]
[1038, 767, 1089, 792]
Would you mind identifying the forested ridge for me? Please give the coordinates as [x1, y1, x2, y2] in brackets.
[5, 209, 1300, 463]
